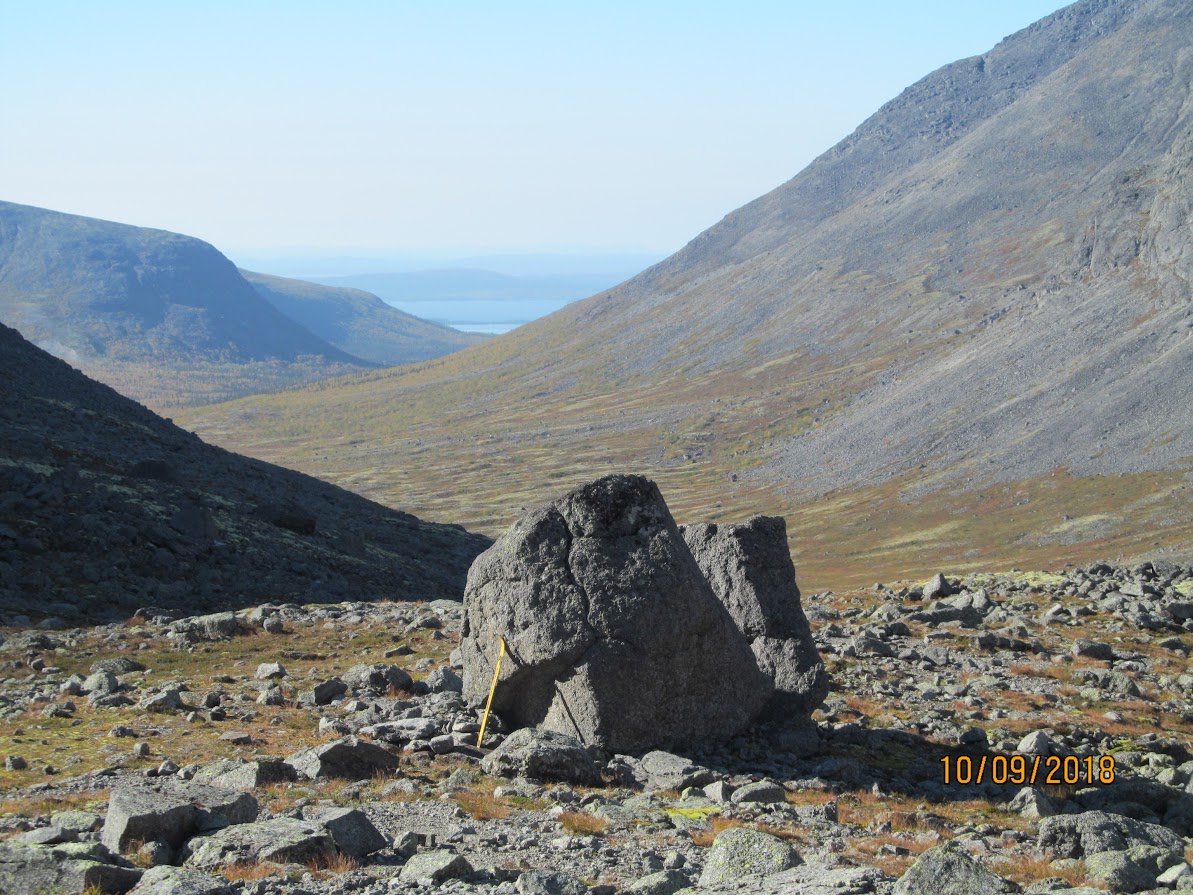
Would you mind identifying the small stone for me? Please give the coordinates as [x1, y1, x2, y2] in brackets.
[730, 779, 786, 805]
[398, 849, 473, 884]
[255, 662, 286, 680]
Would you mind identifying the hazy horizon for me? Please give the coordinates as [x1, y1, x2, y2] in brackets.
[5, 1, 1068, 258]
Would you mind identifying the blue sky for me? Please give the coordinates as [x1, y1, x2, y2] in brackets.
[3, 1, 1067, 256]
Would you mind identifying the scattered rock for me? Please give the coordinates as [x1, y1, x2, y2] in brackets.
[398, 849, 473, 885]
[481, 728, 601, 785]
[312, 806, 388, 857]
[184, 817, 337, 870]
[285, 736, 400, 780]
[891, 842, 1016, 894]
[698, 827, 801, 886]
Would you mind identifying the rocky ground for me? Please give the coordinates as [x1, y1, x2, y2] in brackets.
[2, 561, 1193, 895]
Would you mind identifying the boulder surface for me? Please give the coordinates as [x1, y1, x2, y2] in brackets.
[460, 474, 772, 753]
[682, 515, 828, 718]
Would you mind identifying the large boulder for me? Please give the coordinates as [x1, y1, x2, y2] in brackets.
[459, 475, 771, 753]
[681, 516, 827, 719]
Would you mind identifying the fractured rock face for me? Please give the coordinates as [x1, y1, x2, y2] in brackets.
[682, 516, 828, 719]
[460, 474, 772, 753]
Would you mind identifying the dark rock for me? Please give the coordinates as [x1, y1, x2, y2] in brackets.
[460, 474, 771, 753]
[128, 459, 180, 485]
[309, 678, 349, 705]
[253, 501, 316, 535]
[682, 515, 828, 719]
[922, 573, 956, 601]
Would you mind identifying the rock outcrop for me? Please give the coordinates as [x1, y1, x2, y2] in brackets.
[682, 516, 827, 718]
[459, 474, 773, 753]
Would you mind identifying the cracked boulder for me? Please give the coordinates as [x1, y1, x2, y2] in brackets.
[682, 515, 828, 720]
[459, 474, 771, 753]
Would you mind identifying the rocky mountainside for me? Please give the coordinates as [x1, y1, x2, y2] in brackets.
[0, 202, 481, 407]
[0, 321, 490, 622]
[240, 270, 486, 367]
[180, 0, 1193, 586]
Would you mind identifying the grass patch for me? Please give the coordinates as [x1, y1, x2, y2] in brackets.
[558, 811, 608, 836]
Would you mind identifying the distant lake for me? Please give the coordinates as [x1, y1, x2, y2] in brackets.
[308, 268, 652, 334]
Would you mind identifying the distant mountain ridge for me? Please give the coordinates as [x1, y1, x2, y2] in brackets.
[0, 201, 483, 407]
[181, 0, 1193, 586]
[240, 270, 485, 366]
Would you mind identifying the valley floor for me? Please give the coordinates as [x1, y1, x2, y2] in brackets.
[2, 562, 1192, 894]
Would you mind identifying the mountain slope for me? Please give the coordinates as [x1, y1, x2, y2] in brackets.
[0, 320, 490, 622]
[240, 270, 487, 366]
[0, 201, 375, 406]
[179, 0, 1193, 587]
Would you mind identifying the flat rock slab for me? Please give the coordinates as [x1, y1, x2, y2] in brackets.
[0, 840, 142, 895]
[102, 781, 258, 852]
[398, 849, 473, 885]
[481, 728, 601, 785]
[191, 758, 297, 791]
[684, 862, 889, 895]
[515, 870, 589, 895]
[1039, 810, 1185, 859]
[129, 865, 234, 895]
[285, 735, 400, 780]
[184, 817, 336, 870]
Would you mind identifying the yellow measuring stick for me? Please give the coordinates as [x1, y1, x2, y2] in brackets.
[477, 636, 506, 749]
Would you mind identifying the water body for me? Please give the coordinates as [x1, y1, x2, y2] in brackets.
[308, 269, 647, 334]
[231, 252, 666, 335]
